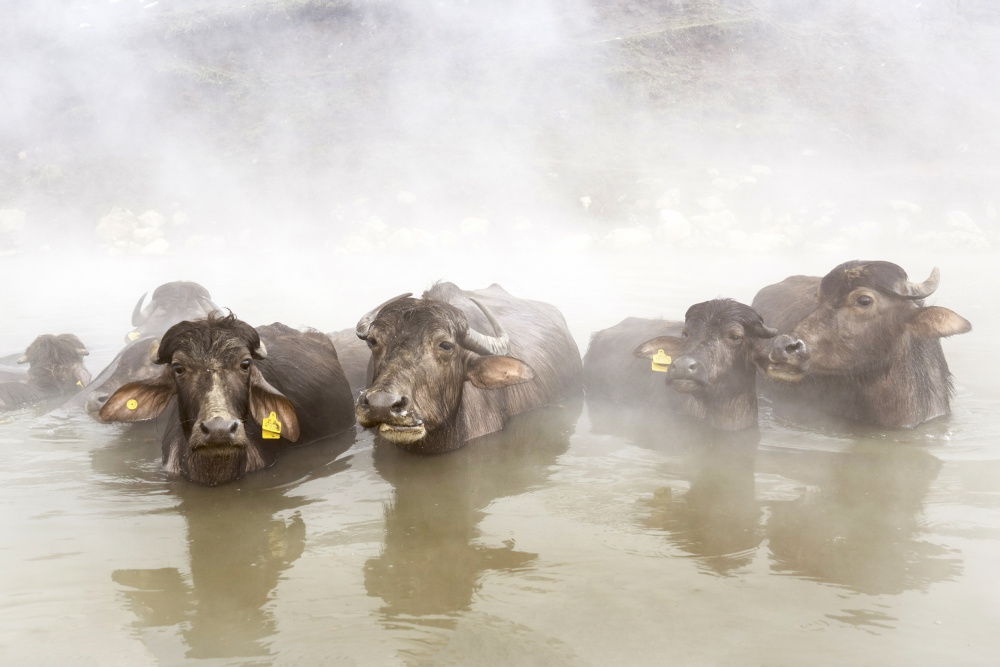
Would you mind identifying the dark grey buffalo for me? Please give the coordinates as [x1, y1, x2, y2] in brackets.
[583, 299, 778, 430]
[752, 260, 971, 428]
[354, 282, 582, 453]
[77, 281, 220, 416]
[99, 314, 355, 485]
[128, 281, 220, 342]
[0, 334, 90, 410]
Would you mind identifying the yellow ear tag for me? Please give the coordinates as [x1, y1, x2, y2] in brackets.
[76, 381, 83, 387]
[127, 331, 140, 341]
[262, 411, 281, 439]
[127, 399, 138, 411]
[651, 349, 672, 373]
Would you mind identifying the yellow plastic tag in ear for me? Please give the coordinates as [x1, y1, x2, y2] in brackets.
[262, 411, 281, 439]
[127, 399, 138, 410]
[127, 331, 140, 341]
[651, 349, 672, 373]
[76, 381, 83, 387]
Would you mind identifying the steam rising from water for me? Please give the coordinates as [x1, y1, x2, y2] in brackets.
[1, 1, 997, 351]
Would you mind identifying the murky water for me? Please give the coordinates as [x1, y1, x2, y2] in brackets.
[1, 251, 997, 665]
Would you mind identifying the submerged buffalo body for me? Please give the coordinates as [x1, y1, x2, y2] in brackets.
[78, 281, 220, 416]
[0, 334, 90, 410]
[753, 260, 971, 428]
[99, 315, 355, 485]
[583, 299, 777, 430]
[355, 282, 582, 453]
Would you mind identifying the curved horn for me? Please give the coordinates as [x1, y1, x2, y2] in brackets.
[893, 267, 940, 300]
[75, 348, 89, 357]
[148, 340, 161, 364]
[459, 297, 510, 356]
[749, 321, 778, 339]
[131, 291, 152, 327]
[17, 355, 28, 364]
[199, 296, 221, 316]
[356, 293, 413, 339]
[253, 340, 268, 360]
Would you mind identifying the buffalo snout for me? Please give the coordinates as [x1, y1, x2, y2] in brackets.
[196, 416, 242, 446]
[668, 355, 701, 380]
[357, 390, 416, 425]
[766, 334, 808, 382]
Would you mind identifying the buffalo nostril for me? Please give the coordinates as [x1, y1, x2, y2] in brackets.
[358, 392, 370, 409]
[390, 395, 409, 416]
[228, 422, 238, 435]
[785, 340, 805, 354]
[199, 422, 211, 435]
[95, 394, 108, 405]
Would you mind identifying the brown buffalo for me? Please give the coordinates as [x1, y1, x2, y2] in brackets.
[583, 299, 777, 430]
[99, 314, 355, 485]
[752, 260, 971, 428]
[0, 334, 90, 410]
[355, 282, 582, 453]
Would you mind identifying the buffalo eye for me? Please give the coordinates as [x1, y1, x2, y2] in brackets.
[366, 337, 378, 350]
[171, 363, 185, 376]
[240, 359, 251, 371]
[856, 295, 874, 307]
[729, 334, 743, 344]
[681, 331, 689, 339]
[438, 341, 455, 352]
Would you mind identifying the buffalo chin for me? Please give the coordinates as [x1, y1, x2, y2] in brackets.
[187, 445, 248, 486]
[377, 423, 427, 445]
[668, 378, 703, 394]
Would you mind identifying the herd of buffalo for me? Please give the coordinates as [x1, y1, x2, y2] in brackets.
[0, 260, 972, 486]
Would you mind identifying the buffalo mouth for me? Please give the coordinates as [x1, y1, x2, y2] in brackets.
[766, 363, 805, 383]
[667, 377, 705, 394]
[377, 423, 427, 444]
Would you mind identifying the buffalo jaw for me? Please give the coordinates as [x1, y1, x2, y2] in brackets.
[764, 334, 808, 383]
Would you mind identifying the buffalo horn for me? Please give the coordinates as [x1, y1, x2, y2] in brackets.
[17, 355, 27, 364]
[749, 322, 778, 339]
[76, 348, 89, 357]
[893, 267, 940, 300]
[131, 291, 152, 327]
[199, 296, 221, 316]
[149, 340, 161, 364]
[459, 297, 510, 356]
[253, 341, 268, 360]
[356, 293, 413, 339]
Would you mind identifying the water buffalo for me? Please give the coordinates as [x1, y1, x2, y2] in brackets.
[98, 314, 355, 485]
[583, 299, 778, 430]
[752, 260, 971, 428]
[355, 282, 582, 453]
[128, 281, 220, 342]
[77, 281, 220, 416]
[0, 334, 90, 410]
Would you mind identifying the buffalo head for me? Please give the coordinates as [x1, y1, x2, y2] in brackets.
[99, 314, 300, 485]
[355, 294, 535, 448]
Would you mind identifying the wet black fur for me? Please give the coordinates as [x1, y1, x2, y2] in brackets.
[753, 260, 968, 428]
[583, 299, 773, 430]
[361, 282, 582, 453]
[0, 334, 88, 410]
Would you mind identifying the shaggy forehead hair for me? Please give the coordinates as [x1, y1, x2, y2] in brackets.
[378, 298, 469, 335]
[819, 260, 909, 301]
[684, 298, 765, 333]
[155, 313, 259, 364]
[24, 334, 85, 365]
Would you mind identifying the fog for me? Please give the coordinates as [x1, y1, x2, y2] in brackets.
[2, 3, 1000, 664]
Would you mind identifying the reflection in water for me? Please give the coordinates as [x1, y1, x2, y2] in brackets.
[764, 442, 961, 595]
[645, 431, 762, 574]
[589, 398, 764, 574]
[365, 401, 581, 624]
[95, 429, 356, 660]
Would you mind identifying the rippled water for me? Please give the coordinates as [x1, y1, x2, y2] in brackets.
[1, 251, 997, 665]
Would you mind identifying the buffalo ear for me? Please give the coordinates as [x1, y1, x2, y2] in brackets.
[908, 306, 972, 339]
[248, 365, 300, 442]
[100, 376, 175, 422]
[634, 336, 685, 360]
[466, 355, 535, 390]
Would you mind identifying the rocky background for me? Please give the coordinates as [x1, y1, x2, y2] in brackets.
[2, 0, 998, 256]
